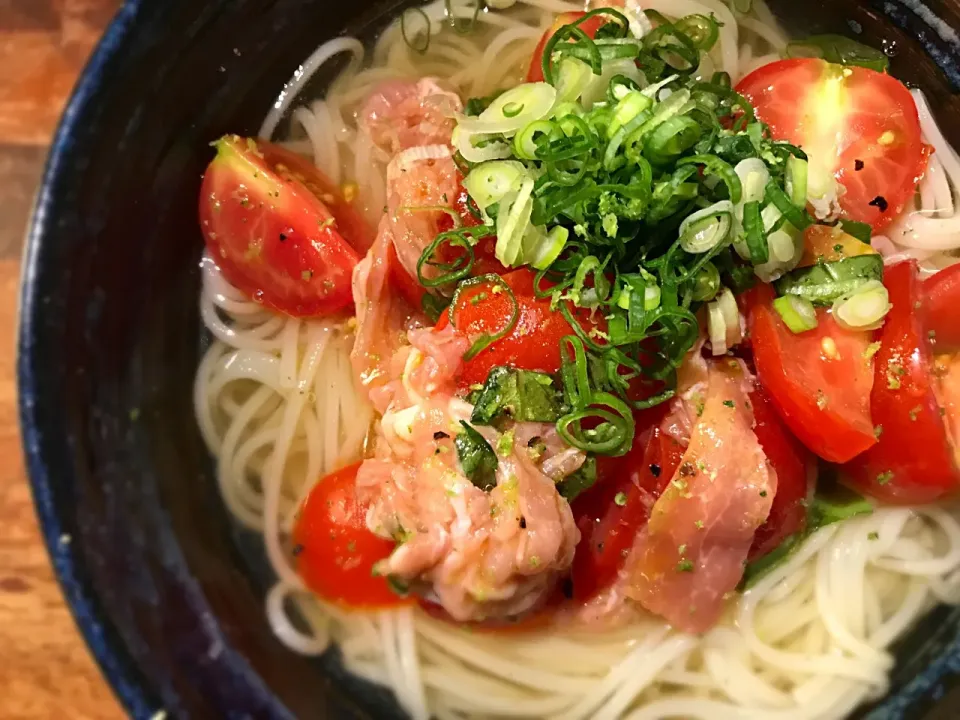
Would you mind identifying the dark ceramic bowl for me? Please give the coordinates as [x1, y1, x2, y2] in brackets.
[16, 0, 960, 718]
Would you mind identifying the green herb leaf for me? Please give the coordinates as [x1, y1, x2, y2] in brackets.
[455, 421, 499, 491]
[775, 254, 884, 306]
[557, 457, 598, 502]
[470, 367, 564, 425]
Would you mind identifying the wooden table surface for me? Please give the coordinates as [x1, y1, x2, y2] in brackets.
[0, 1, 125, 718]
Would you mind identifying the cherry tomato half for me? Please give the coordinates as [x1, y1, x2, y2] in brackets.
[745, 284, 877, 463]
[294, 462, 408, 608]
[526, 12, 607, 82]
[843, 260, 960, 504]
[747, 385, 815, 560]
[199, 135, 374, 317]
[570, 408, 685, 602]
[435, 268, 595, 388]
[923, 263, 960, 353]
[737, 59, 926, 231]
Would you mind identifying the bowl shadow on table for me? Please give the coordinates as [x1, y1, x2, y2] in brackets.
[15, 0, 960, 718]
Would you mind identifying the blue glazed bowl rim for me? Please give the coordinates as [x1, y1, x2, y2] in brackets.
[18, 1, 169, 716]
[14, 0, 960, 718]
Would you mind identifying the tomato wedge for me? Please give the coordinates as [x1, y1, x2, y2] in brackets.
[435, 269, 594, 388]
[737, 59, 926, 231]
[294, 462, 408, 608]
[747, 385, 815, 560]
[745, 284, 877, 463]
[199, 135, 374, 317]
[923, 263, 960, 353]
[843, 261, 960, 503]
[526, 12, 607, 82]
[570, 409, 685, 601]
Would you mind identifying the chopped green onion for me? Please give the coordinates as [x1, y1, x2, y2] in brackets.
[608, 91, 655, 139]
[707, 287, 740, 355]
[554, 57, 593, 102]
[462, 161, 528, 217]
[644, 115, 702, 166]
[529, 226, 569, 269]
[691, 261, 721, 302]
[832, 280, 892, 330]
[742, 201, 769, 265]
[495, 176, 536, 265]
[773, 295, 818, 333]
[679, 201, 734, 254]
[512, 121, 554, 160]
[765, 181, 812, 231]
[785, 156, 808, 208]
[401, 8, 431, 54]
[673, 15, 720, 51]
[459, 82, 558, 137]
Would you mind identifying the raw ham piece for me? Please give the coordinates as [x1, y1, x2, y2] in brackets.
[623, 361, 777, 633]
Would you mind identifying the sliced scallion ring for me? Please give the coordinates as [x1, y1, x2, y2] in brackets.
[691, 261, 721, 301]
[459, 82, 557, 136]
[452, 126, 513, 163]
[462, 160, 528, 215]
[512, 120, 554, 160]
[554, 57, 593, 103]
[674, 14, 720, 51]
[495, 176, 535, 266]
[742, 201, 769, 265]
[773, 295, 818, 333]
[607, 91, 655, 139]
[832, 280, 892, 330]
[679, 200, 734, 253]
[527, 225, 569, 269]
[785, 155, 809, 208]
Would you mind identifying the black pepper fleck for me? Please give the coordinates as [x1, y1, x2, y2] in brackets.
[561, 577, 574, 599]
[433, 431, 450, 440]
[519, 516, 527, 529]
[869, 195, 889, 212]
[279, 232, 287, 242]
[649, 463, 662, 477]
[854, 159, 865, 171]
[292, 544, 304, 557]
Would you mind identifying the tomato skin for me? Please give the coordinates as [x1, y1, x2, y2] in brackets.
[923, 263, 960, 352]
[436, 269, 593, 387]
[745, 283, 877, 463]
[843, 261, 960, 504]
[526, 12, 606, 82]
[747, 385, 815, 560]
[293, 462, 408, 608]
[570, 409, 685, 602]
[200, 135, 372, 317]
[736, 59, 926, 231]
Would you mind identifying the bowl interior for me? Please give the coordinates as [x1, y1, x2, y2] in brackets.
[17, 0, 960, 717]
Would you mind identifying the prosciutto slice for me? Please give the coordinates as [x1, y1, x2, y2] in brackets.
[623, 361, 777, 633]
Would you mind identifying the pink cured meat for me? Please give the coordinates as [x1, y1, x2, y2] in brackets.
[623, 361, 777, 633]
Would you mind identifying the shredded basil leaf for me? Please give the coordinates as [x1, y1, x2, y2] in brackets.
[557, 456, 598, 502]
[470, 367, 564, 425]
[455, 421, 499, 491]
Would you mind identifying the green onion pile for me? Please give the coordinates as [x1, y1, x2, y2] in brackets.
[420, 9, 820, 458]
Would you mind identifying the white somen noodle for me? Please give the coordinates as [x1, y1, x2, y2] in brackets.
[194, 1, 960, 718]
